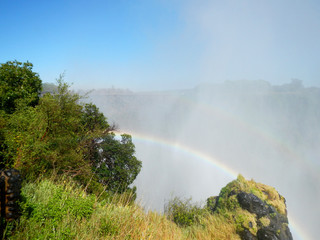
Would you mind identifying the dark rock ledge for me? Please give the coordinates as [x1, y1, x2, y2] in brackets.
[206, 175, 293, 240]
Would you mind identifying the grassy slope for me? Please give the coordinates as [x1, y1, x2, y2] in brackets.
[6, 177, 241, 240]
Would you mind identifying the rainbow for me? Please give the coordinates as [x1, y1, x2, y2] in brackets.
[115, 130, 238, 179]
[175, 95, 319, 179]
[113, 130, 311, 240]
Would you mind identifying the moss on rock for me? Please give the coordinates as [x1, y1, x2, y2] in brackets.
[259, 216, 270, 227]
[207, 175, 293, 240]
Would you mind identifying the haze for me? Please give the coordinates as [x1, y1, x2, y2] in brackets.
[1, 1, 320, 240]
[86, 81, 319, 240]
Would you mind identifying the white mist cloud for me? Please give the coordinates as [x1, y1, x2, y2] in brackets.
[175, 0, 320, 87]
[87, 80, 320, 240]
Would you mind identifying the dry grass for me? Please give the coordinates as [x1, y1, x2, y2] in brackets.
[182, 213, 241, 240]
[255, 182, 286, 215]
[7, 175, 286, 240]
[231, 175, 286, 215]
[8, 177, 243, 240]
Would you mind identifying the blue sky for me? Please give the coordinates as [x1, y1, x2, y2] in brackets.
[1, 0, 320, 90]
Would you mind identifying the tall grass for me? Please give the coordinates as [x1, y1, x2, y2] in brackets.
[6, 177, 182, 239]
[5, 177, 240, 240]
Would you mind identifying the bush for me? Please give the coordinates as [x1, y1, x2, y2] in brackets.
[20, 178, 96, 223]
[164, 197, 207, 227]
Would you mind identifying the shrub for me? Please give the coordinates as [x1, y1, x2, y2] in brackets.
[164, 197, 206, 227]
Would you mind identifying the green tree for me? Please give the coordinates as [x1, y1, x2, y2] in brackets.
[3, 78, 90, 178]
[0, 60, 42, 114]
[1, 64, 142, 194]
[0, 60, 42, 167]
[80, 103, 110, 169]
[2, 76, 142, 193]
[79, 103, 141, 193]
[94, 133, 142, 193]
[81, 103, 109, 132]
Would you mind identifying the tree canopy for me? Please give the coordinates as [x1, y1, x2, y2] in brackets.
[0, 61, 141, 194]
[0, 60, 42, 114]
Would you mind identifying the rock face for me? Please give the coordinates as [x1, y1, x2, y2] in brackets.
[207, 175, 293, 240]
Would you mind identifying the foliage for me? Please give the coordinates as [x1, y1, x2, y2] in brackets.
[215, 174, 286, 215]
[81, 103, 109, 132]
[8, 177, 183, 240]
[20, 179, 95, 223]
[0, 61, 141, 195]
[80, 103, 111, 175]
[7, 176, 289, 239]
[0, 110, 8, 167]
[3, 77, 90, 179]
[7, 177, 242, 240]
[0, 60, 42, 114]
[79, 104, 141, 194]
[95, 133, 142, 193]
[0, 60, 42, 168]
[165, 197, 207, 227]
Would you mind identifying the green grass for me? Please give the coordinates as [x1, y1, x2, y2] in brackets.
[5, 177, 183, 239]
[3, 175, 285, 240]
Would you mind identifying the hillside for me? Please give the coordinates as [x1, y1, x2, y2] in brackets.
[6, 175, 292, 240]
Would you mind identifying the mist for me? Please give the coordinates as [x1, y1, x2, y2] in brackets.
[86, 80, 320, 240]
[2, 0, 320, 238]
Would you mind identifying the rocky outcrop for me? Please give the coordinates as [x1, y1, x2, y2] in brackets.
[207, 175, 293, 240]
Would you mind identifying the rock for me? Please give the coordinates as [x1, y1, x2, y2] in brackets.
[237, 192, 269, 218]
[239, 228, 258, 240]
[257, 228, 279, 240]
[206, 175, 293, 240]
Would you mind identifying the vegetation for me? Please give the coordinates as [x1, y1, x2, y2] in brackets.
[216, 174, 286, 215]
[5, 174, 284, 240]
[0, 60, 141, 195]
[0, 60, 290, 239]
[5, 177, 243, 240]
[164, 197, 206, 227]
[0, 61, 42, 114]
[204, 175, 290, 238]
[4, 177, 180, 239]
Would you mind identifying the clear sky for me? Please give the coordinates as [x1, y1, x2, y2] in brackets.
[1, 0, 320, 90]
